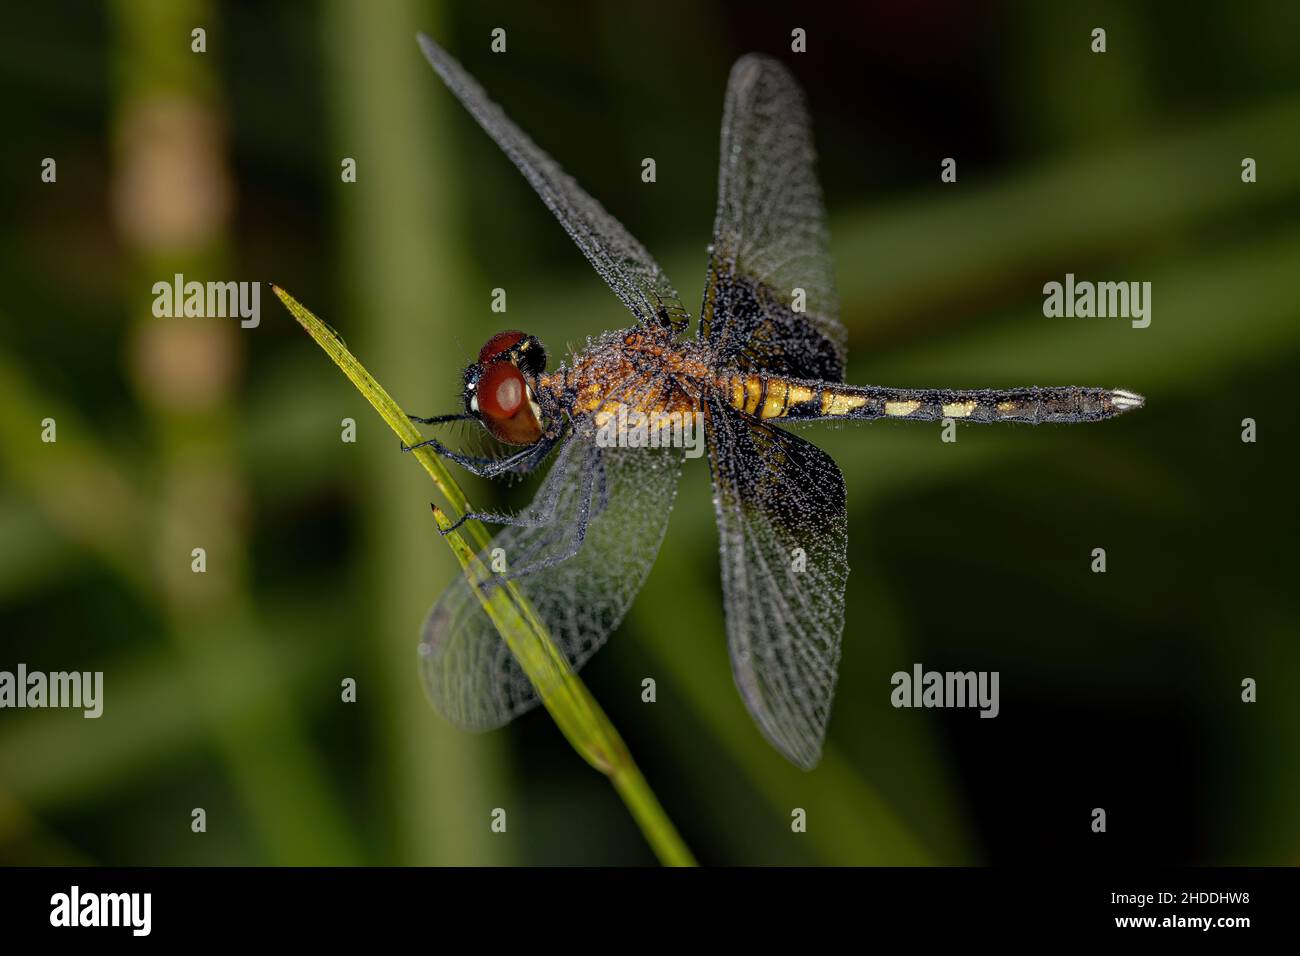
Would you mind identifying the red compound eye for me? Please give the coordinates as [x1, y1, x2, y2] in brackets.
[477, 361, 526, 420]
[478, 330, 526, 365]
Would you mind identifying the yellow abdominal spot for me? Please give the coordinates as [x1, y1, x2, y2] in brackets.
[821, 392, 868, 416]
[996, 401, 1017, 414]
[729, 378, 746, 411]
[885, 400, 921, 417]
[763, 383, 814, 418]
[942, 400, 977, 418]
[760, 383, 788, 419]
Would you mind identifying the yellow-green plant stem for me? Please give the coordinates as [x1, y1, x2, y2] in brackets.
[272, 285, 696, 867]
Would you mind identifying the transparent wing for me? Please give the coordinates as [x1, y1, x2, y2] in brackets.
[700, 54, 846, 382]
[704, 397, 847, 769]
[418, 34, 689, 334]
[419, 436, 684, 730]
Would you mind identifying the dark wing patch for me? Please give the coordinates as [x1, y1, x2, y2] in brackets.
[704, 397, 847, 769]
[420, 437, 683, 730]
[418, 35, 689, 335]
[700, 54, 846, 381]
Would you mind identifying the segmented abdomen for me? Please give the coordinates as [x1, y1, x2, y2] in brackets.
[717, 372, 1142, 424]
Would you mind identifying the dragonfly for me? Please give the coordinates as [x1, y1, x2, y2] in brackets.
[409, 34, 1144, 770]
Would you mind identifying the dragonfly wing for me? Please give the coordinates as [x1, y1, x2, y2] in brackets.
[705, 396, 847, 769]
[700, 54, 846, 382]
[418, 34, 689, 334]
[420, 436, 684, 730]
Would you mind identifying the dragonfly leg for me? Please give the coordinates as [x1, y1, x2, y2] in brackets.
[407, 412, 472, 425]
[441, 439, 576, 536]
[442, 502, 555, 536]
[493, 449, 598, 583]
[402, 435, 542, 477]
[476, 444, 599, 588]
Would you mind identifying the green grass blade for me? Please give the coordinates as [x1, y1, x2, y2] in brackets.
[271, 284, 697, 867]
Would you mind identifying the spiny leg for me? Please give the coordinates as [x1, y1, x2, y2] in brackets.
[441, 440, 578, 535]
[402, 434, 548, 478]
[483, 444, 600, 587]
[501, 457, 595, 580]
[407, 412, 473, 425]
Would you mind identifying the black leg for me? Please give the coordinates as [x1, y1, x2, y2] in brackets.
[442, 442, 576, 535]
[408, 412, 472, 425]
[444, 506, 550, 535]
[495, 445, 599, 581]
[402, 435, 539, 477]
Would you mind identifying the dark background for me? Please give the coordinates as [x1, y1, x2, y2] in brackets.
[0, 0, 1296, 865]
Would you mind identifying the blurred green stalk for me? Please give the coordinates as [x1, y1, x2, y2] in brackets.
[273, 285, 697, 867]
[106, 0, 358, 864]
[321, 0, 505, 866]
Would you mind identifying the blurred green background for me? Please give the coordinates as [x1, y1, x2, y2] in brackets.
[1, 0, 1297, 865]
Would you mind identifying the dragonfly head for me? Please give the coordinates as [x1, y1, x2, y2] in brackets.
[462, 330, 548, 445]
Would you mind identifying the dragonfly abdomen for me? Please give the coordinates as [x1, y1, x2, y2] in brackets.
[719, 373, 1144, 424]
[863, 386, 1143, 423]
